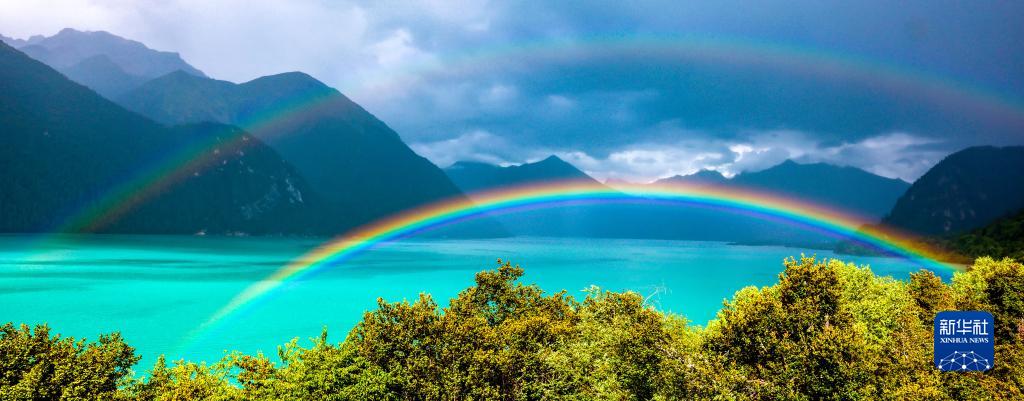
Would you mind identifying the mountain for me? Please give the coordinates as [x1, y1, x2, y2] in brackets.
[732, 161, 910, 219]
[0, 34, 43, 48]
[446, 156, 602, 192]
[657, 162, 909, 219]
[655, 169, 729, 187]
[655, 162, 909, 244]
[16, 28, 206, 78]
[443, 157, 912, 245]
[948, 208, 1024, 261]
[883, 146, 1024, 235]
[117, 71, 237, 123]
[59, 54, 148, 99]
[0, 41, 317, 234]
[7, 28, 205, 98]
[446, 156, 624, 237]
[117, 69, 492, 234]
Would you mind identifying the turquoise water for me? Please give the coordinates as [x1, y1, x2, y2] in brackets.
[0, 234, 948, 367]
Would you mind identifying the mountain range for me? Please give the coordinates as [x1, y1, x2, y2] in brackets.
[1, 28, 1021, 249]
[948, 208, 1024, 260]
[1, 29, 499, 236]
[2, 28, 205, 98]
[0, 40, 315, 234]
[658, 161, 910, 219]
[114, 69, 483, 233]
[444, 156, 910, 243]
[883, 146, 1024, 235]
[446, 156, 604, 192]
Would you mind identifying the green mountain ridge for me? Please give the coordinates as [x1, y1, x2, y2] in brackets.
[883, 146, 1024, 236]
[4, 28, 206, 98]
[117, 68, 502, 235]
[948, 208, 1024, 260]
[59, 54, 149, 98]
[0, 41, 317, 234]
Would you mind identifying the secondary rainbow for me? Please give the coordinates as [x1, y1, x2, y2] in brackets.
[55, 91, 339, 233]
[192, 180, 960, 338]
[51, 34, 1024, 234]
[347, 33, 1024, 127]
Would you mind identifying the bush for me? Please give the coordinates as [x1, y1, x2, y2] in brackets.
[0, 323, 138, 401]
[3, 256, 1023, 400]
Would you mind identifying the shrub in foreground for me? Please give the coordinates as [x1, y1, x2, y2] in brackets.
[2, 257, 1023, 400]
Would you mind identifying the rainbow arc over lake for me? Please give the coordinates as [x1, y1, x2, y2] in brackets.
[194, 180, 960, 337]
[55, 34, 1024, 234]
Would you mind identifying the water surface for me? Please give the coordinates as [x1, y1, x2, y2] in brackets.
[0, 234, 945, 366]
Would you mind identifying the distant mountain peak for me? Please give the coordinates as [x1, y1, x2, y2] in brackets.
[55, 28, 107, 38]
[57, 27, 84, 35]
[689, 169, 727, 179]
[531, 155, 576, 168]
[760, 159, 817, 172]
[447, 160, 494, 170]
[48, 27, 158, 54]
[537, 154, 565, 163]
[652, 161, 910, 219]
[16, 27, 207, 83]
[655, 169, 729, 186]
[2, 33, 45, 47]
[445, 156, 602, 194]
[752, 159, 909, 184]
[1, 34, 22, 47]
[246, 71, 328, 90]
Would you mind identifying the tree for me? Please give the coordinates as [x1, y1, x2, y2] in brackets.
[0, 323, 138, 401]
[4, 256, 1024, 400]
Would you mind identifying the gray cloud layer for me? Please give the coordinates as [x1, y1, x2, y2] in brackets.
[3, 1, 1022, 181]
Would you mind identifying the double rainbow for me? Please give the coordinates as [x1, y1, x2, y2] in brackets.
[193, 180, 959, 337]
[54, 34, 1024, 234]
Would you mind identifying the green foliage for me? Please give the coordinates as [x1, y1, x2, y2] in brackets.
[952, 257, 1024, 343]
[126, 355, 238, 401]
[908, 269, 955, 323]
[3, 256, 1024, 400]
[0, 323, 138, 401]
[951, 210, 1024, 261]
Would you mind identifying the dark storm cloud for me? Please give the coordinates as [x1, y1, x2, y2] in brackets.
[3, 1, 1022, 181]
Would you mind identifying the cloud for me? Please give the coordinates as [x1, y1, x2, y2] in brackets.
[409, 130, 516, 168]
[717, 130, 947, 180]
[804, 132, 947, 180]
[3, 0, 1021, 181]
[545, 94, 576, 111]
[547, 130, 946, 183]
[478, 83, 519, 112]
[557, 147, 727, 183]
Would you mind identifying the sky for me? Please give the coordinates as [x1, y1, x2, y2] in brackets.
[2, 0, 1023, 182]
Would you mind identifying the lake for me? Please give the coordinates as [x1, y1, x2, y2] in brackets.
[0, 234, 948, 367]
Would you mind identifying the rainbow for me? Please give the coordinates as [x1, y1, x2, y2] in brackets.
[56, 124, 249, 232]
[54, 90, 340, 233]
[191, 180, 960, 338]
[51, 34, 1024, 233]
[345, 33, 1024, 127]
